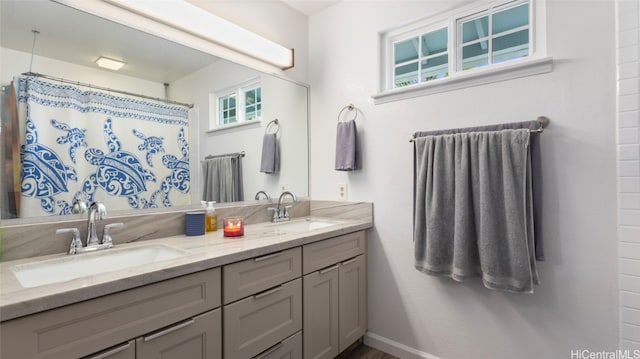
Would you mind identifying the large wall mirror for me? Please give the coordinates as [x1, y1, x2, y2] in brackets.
[0, 0, 309, 222]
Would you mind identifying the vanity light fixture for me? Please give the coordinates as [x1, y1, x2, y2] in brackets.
[95, 56, 126, 71]
[102, 0, 294, 70]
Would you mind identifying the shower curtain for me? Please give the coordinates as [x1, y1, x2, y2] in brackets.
[16, 75, 192, 217]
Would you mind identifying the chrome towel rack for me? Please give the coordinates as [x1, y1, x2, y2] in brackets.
[409, 116, 550, 143]
[338, 104, 358, 122]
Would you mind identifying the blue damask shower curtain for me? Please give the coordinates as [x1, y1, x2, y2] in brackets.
[16, 76, 191, 218]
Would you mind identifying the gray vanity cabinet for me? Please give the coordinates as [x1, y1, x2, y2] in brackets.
[1, 267, 222, 359]
[135, 309, 222, 359]
[302, 231, 367, 359]
[222, 247, 303, 359]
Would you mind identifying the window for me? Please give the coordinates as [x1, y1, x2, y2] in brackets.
[458, 2, 530, 71]
[218, 93, 237, 125]
[376, 0, 551, 103]
[213, 80, 262, 128]
[393, 27, 449, 87]
[244, 86, 262, 121]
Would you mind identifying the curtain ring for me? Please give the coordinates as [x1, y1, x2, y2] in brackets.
[338, 104, 357, 122]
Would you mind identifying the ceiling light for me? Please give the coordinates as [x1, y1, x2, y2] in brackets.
[95, 56, 126, 71]
[103, 0, 294, 70]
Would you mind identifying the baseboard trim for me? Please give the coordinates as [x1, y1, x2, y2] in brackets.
[364, 332, 442, 359]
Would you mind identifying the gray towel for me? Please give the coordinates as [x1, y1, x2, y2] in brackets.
[414, 120, 545, 261]
[335, 120, 360, 171]
[260, 133, 280, 174]
[202, 156, 244, 203]
[413, 129, 539, 293]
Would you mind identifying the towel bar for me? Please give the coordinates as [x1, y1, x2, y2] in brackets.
[409, 116, 550, 142]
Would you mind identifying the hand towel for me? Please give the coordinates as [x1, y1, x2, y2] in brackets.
[413, 129, 538, 293]
[259, 133, 280, 174]
[335, 119, 359, 171]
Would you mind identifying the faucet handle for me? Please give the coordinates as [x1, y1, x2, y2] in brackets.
[102, 223, 124, 245]
[56, 228, 82, 255]
[267, 207, 279, 221]
[283, 205, 293, 219]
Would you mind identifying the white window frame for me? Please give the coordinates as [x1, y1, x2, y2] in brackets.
[374, 0, 552, 104]
[209, 78, 262, 131]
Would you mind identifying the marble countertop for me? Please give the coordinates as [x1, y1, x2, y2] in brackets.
[0, 216, 372, 322]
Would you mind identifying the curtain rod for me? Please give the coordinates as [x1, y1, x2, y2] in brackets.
[204, 151, 246, 160]
[21, 72, 194, 109]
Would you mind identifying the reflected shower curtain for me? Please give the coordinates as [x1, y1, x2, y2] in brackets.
[16, 75, 191, 218]
[202, 155, 244, 203]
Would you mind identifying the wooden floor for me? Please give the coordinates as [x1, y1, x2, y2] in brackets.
[339, 344, 399, 359]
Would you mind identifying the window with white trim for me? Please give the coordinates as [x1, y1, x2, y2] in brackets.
[377, 0, 550, 103]
[213, 80, 262, 128]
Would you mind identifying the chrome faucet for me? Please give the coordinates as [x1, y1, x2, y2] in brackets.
[268, 191, 297, 222]
[86, 201, 107, 246]
[255, 190, 271, 200]
[56, 202, 123, 254]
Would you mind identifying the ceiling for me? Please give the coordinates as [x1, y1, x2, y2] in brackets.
[0, 0, 217, 83]
[0, 0, 340, 84]
[281, 0, 340, 16]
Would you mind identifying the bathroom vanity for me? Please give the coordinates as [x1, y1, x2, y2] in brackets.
[0, 209, 371, 359]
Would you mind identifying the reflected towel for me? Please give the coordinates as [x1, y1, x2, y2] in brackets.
[413, 129, 538, 293]
[335, 120, 359, 171]
[260, 133, 280, 174]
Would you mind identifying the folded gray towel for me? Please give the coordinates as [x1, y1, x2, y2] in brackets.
[414, 129, 538, 293]
[335, 120, 359, 171]
[260, 133, 280, 174]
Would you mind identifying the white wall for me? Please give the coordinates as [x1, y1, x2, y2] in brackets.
[171, 59, 308, 201]
[1, 47, 164, 96]
[616, 0, 640, 350]
[309, 1, 618, 358]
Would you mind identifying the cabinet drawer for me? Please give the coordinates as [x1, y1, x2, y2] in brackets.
[224, 278, 302, 359]
[224, 247, 301, 304]
[136, 309, 221, 359]
[83, 340, 135, 359]
[0, 267, 221, 359]
[303, 231, 365, 275]
[253, 331, 302, 359]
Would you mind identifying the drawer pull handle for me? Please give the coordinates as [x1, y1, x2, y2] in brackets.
[254, 285, 283, 299]
[88, 342, 131, 359]
[319, 264, 340, 274]
[144, 318, 195, 342]
[252, 342, 284, 359]
[342, 257, 359, 266]
[254, 252, 282, 262]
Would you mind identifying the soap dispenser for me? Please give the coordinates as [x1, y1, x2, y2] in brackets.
[205, 201, 218, 232]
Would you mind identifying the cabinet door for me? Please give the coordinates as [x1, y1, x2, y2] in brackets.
[136, 309, 221, 359]
[303, 264, 339, 359]
[339, 255, 367, 352]
[83, 341, 135, 359]
[224, 278, 302, 359]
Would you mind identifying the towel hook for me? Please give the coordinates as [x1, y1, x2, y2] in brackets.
[265, 118, 279, 135]
[338, 104, 358, 122]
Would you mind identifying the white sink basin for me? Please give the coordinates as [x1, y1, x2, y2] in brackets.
[11, 244, 189, 288]
[270, 218, 337, 233]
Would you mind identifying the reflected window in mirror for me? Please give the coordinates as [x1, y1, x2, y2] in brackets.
[214, 79, 262, 128]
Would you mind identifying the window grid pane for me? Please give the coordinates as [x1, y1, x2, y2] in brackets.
[393, 27, 448, 87]
[457, 1, 529, 71]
